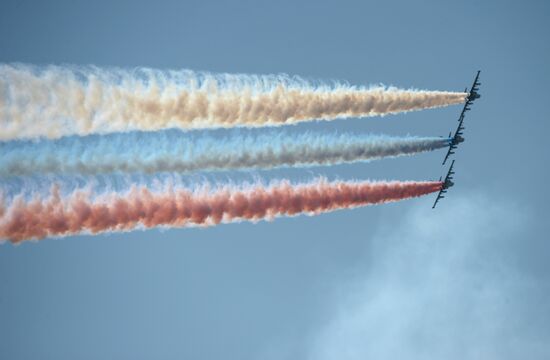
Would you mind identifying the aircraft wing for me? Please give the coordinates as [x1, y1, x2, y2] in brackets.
[432, 191, 445, 209]
[444, 160, 456, 183]
[470, 70, 481, 96]
[456, 101, 468, 124]
[442, 147, 453, 166]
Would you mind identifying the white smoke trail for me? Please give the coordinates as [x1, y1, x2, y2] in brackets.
[0, 64, 467, 140]
[0, 129, 451, 176]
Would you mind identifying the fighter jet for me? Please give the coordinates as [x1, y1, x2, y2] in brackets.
[459, 71, 481, 118]
[442, 115, 465, 165]
[432, 160, 455, 209]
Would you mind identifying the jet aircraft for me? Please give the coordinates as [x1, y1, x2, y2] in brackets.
[442, 116, 465, 165]
[432, 160, 456, 209]
[458, 71, 481, 120]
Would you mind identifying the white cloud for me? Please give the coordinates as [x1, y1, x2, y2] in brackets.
[308, 192, 549, 360]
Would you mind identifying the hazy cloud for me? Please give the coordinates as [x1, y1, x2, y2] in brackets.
[309, 193, 550, 360]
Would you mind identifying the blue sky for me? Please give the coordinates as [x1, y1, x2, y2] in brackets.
[1, 0, 549, 359]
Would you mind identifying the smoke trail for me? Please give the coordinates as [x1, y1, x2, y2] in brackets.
[0, 129, 451, 176]
[0, 178, 442, 243]
[0, 64, 467, 140]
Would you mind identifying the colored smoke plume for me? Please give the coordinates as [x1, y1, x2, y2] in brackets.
[0, 179, 442, 243]
[0, 130, 451, 176]
[0, 64, 466, 140]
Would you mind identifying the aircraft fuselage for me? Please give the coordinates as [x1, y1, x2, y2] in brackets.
[468, 91, 481, 102]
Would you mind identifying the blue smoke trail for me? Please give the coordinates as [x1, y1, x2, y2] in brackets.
[0, 129, 450, 177]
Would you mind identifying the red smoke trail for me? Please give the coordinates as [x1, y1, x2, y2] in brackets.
[0, 180, 442, 243]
